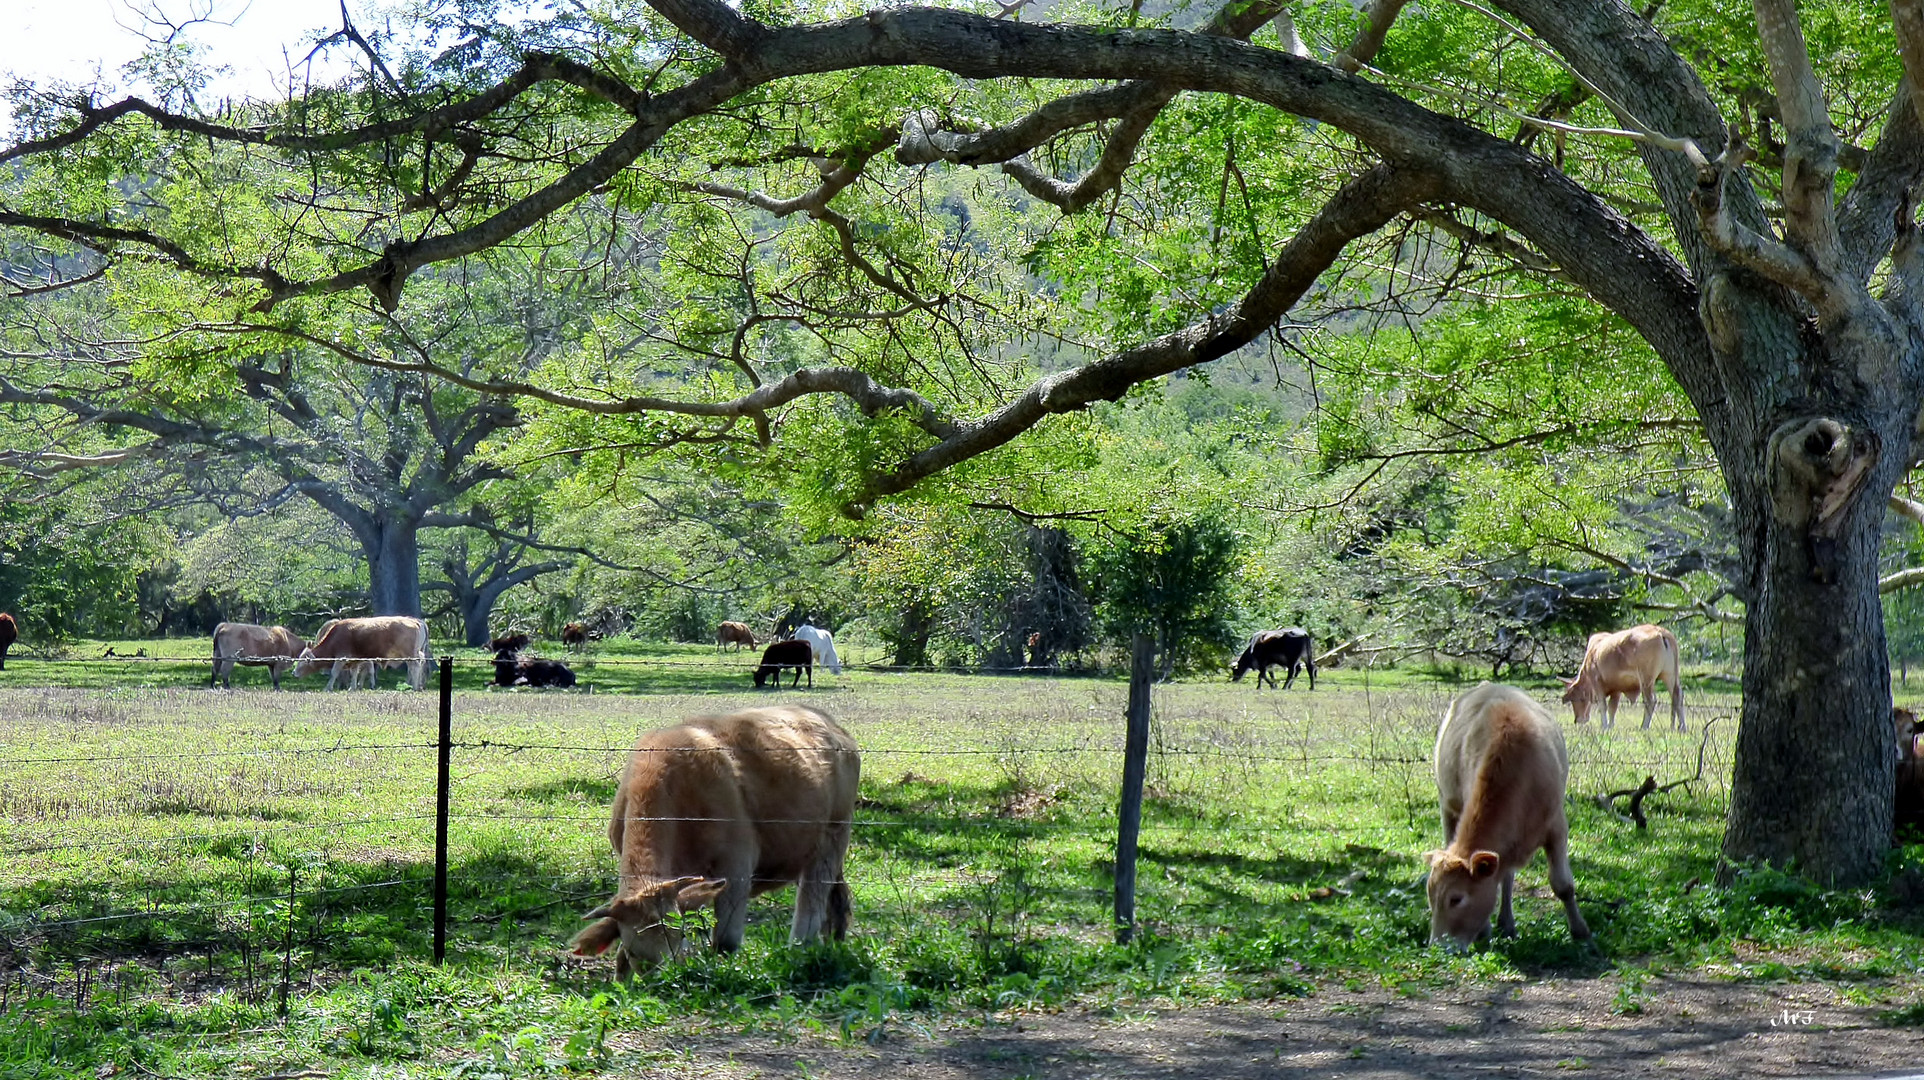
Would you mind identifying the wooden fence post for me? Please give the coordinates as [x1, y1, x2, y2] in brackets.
[434, 655, 452, 965]
[1114, 632, 1155, 944]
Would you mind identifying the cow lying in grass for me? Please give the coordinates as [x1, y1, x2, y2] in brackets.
[570, 705, 860, 979]
[492, 649, 576, 688]
[1426, 682, 1591, 950]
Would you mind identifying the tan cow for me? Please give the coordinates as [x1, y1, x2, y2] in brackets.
[569, 705, 860, 979]
[1562, 623, 1684, 731]
[1426, 682, 1591, 949]
[716, 621, 758, 652]
[294, 616, 429, 690]
[211, 622, 305, 690]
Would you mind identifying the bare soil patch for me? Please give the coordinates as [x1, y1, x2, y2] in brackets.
[623, 978, 1924, 1079]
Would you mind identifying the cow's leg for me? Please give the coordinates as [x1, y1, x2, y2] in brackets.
[269, 662, 282, 691]
[1641, 680, 1657, 730]
[324, 660, 343, 691]
[1306, 654, 1316, 690]
[1282, 661, 1298, 690]
[1601, 693, 1618, 730]
[1545, 826, 1591, 940]
[1668, 675, 1686, 732]
[1495, 869, 1517, 938]
[711, 877, 752, 953]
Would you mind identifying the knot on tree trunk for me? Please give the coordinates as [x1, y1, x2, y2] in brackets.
[1768, 416, 1880, 582]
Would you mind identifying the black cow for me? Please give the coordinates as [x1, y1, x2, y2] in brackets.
[489, 631, 531, 653]
[753, 639, 814, 689]
[1231, 628, 1316, 690]
[493, 649, 577, 689]
[0, 612, 16, 671]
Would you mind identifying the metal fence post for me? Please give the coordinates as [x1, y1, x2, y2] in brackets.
[1114, 632, 1155, 944]
[434, 654, 452, 965]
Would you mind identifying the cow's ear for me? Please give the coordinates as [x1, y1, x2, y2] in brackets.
[570, 918, 621, 956]
[674, 878, 729, 910]
[582, 903, 613, 920]
[1469, 851, 1500, 879]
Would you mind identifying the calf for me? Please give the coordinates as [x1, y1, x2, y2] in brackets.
[753, 639, 814, 689]
[561, 621, 589, 648]
[569, 705, 859, 978]
[1426, 682, 1590, 949]
[1898, 707, 1924, 838]
[0, 612, 16, 671]
[211, 622, 306, 690]
[1231, 628, 1315, 690]
[716, 621, 758, 652]
[1562, 624, 1684, 730]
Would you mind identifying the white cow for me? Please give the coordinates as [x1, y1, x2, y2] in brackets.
[792, 623, 842, 675]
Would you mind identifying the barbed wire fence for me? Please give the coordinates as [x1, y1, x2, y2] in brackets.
[0, 652, 1748, 1019]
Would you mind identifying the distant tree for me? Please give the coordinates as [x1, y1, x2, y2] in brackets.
[1087, 513, 1242, 680]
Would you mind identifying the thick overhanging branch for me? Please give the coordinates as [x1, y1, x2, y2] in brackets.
[857, 163, 1441, 506]
[892, 0, 1286, 213]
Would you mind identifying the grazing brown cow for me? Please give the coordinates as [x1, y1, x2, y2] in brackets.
[489, 631, 531, 654]
[294, 616, 429, 690]
[0, 612, 16, 671]
[1897, 707, 1924, 837]
[561, 621, 589, 648]
[569, 705, 860, 978]
[1562, 624, 1684, 731]
[211, 622, 306, 690]
[753, 639, 813, 689]
[1426, 682, 1590, 949]
[716, 621, 758, 652]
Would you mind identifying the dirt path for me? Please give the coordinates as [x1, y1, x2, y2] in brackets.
[622, 978, 1924, 1079]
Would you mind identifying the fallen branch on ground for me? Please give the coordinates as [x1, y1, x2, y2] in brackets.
[1593, 716, 1722, 829]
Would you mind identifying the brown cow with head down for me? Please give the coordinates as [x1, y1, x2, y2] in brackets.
[716, 621, 757, 652]
[0, 612, 16, 671]
[211, 622, 306, 690]
[569, 705, 860, 979]
[1562, 624, 1684, 731]
[294, 616, 429, 690]
[1426, 682, 1591, 950]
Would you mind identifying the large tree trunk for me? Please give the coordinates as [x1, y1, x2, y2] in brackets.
[1717, 345, 1906, 884]
[365, 518, 424, 618]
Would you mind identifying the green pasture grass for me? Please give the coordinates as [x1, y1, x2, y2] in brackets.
[0, 660, 1920, 1078]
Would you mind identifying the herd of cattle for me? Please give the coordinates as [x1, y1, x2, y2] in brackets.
[200, 614, 849, 692]
[2, 606, 1921, 965]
